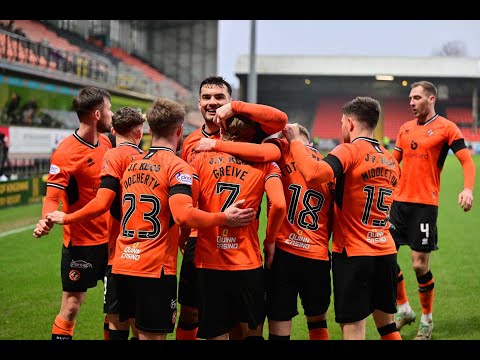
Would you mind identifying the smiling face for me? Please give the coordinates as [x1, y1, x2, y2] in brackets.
[198, 84, 232, 124]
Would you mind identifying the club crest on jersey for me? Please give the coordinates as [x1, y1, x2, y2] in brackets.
[49, 164, 60, 175]
[176, 173, 192, 185]
[427, 129, 435, 136]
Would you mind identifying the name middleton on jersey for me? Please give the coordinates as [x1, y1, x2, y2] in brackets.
[361, 153, 398, 187]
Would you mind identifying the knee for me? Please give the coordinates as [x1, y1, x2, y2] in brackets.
[412, 263, 428, 276]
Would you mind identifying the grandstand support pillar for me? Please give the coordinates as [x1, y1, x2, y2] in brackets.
[247, 20, 257, 104]
[472, 87, 478, 134]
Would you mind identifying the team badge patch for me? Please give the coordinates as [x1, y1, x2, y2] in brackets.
[176, 173, 193, 185]
[49, 164, 60, 175]
[69, 269, 80, 281]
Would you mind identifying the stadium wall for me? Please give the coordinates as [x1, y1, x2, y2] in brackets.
[0, 74, 153, 114]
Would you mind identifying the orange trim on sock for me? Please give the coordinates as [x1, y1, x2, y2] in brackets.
[176, 327, 199, 340]
[52, 315, 76, 337]
[397, 278, 409, 305]
[309, 327, 330, 340]
[418, 280, 434, 314]
[381, 331, 402, 340]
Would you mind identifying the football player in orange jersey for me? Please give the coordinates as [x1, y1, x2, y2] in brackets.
[284, 97, 402, 340]
[111, 98, 256, 340]
[45, 107, 145, 340]
[177, 76, 288, 340]
[390, 81, 476, 340]
[194, 124, 334, 340]
[190, 115, 286, 340]
[33, 86, 114, 340]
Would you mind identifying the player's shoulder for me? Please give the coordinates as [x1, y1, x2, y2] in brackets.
[400, 118, 417, 130]
[436, 115, 459, 128]
[99, 133, 113, 148]
[54, 133, 75, 149]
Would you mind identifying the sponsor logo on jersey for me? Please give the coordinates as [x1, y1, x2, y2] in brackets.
[411, 141, 418, 150]
[49, 164, 60, 175]
[176, 173, 192, 185]
[427, 129, 435, 136]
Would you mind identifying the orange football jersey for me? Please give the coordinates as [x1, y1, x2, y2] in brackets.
[393, 115, 465, 206]
[327, 138, 400, 256]
[180, 125, 220, 237]
[190, 150, 281, 270]
[267, 137, 333, 261]
[100, 142, 143, 264]
[112, 147, 195, 278]
[46, 132, 112, 247]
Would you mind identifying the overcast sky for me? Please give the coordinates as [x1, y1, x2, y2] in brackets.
[218, 20, 480, 88]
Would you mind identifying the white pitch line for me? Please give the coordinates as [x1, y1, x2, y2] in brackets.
[0, 224, 35, 238]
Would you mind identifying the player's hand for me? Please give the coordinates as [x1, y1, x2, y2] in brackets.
[195, 138, 217, 152]
[458, 188, 474, 212]
[224, 199, 256, 227]
[32, 218, 54, 238]
[263, 240, 275, 269]
[46, 211, 66, 224]
[282, 123, 301, 142]
[213, 102, 234, 132]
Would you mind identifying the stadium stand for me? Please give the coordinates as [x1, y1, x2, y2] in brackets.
[382, 98, 413, 139]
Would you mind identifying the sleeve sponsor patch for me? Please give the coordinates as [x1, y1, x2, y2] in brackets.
[176, 172, 193, 185]
[49, 164, 60, 175]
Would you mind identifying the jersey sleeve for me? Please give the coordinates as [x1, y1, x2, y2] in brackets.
[231, 100, 288, 136]
[214, 139, 281, 162]
[47, 148, 72, 190]
[329, 143, 357, 174]
[446, 122, 467, 151]
[264, 163, 286, 243]
[63, 187, 116, 224]
[289, 140, 335, 183]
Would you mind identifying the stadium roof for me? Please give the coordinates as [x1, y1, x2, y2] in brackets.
[235, 55, 480, 79]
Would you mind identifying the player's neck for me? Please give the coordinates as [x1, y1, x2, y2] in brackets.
[351, 129, 374, 141]
[151, 137, 176, 152]
[417, 110, 436, 125]
[204, 120, 220, 135]
[116, 134, 137, 146]
[77, 123, 100, 145]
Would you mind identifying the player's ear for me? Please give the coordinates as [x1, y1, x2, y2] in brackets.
[348, 117, 355, 132]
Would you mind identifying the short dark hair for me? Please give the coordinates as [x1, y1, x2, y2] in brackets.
[411, 80, 437, 97]
[112, 107, 145, 136]
[342, 96, 381, 130]
[199, 76, 232, 96]
[73, 86, 111, 117]
[146, 98, 186, 137]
